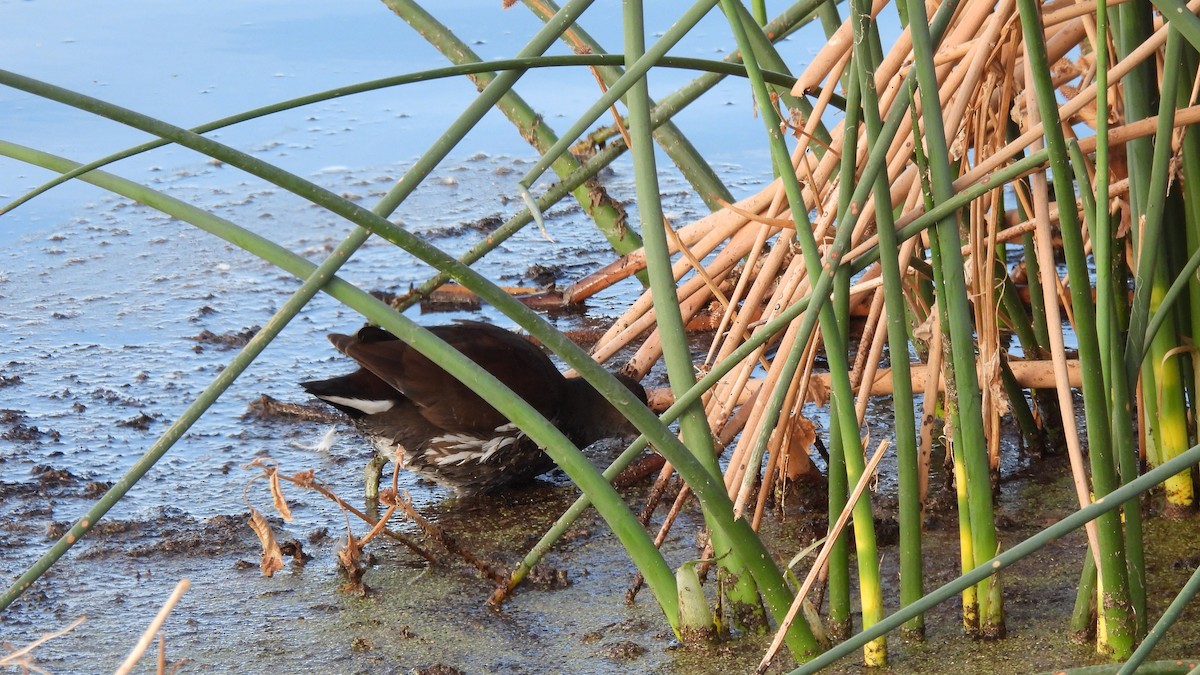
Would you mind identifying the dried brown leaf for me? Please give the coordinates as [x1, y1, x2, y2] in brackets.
[337, 532, 368, 594]
[912, 306, 937, 344]
[986, 361, 1011, 417]
[805, 375, 830, 408]
[290, 469, 316, 489]
[247, 506, 284, 578]
[378, 488, 398, 507]
[268, 470, 293, 522]
[781, 414, 817, 481]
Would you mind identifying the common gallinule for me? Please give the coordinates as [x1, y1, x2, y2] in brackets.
[301, 321, 647, 496]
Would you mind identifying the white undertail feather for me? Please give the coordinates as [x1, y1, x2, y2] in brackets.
[319, 395, 395, 415]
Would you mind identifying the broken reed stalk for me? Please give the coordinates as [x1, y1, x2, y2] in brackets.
[0, 616, 86, 669]
[757, 439, 892, 673]
[114, 578, 190, 675]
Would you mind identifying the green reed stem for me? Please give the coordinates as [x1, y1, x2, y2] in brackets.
[621, 0, 773, 639]
[1018, 0, 1135, 654]
[909, 0, 1000, 634]
[1072, 544, 1099, 638]
[1117, 0, 1159, 388]
[514, 0, 952, 614]
[720, 0, 887, 662]
[0, 138, 691, 630]
[0, 0, 693, 622]
[1144, 24, 1196, 517]
[1087, 4, 1144, 616]
[523, 0, 733, 211]
[850, 0, 923, 635]
[2, 54, 794, 217]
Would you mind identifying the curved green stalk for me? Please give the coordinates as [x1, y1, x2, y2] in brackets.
[2, 54, 796, 216]
[395, 133, 641, 311]
[4, 128, 821, 659]
[0, 139, 686, 629]
[0, 0, 690, 622]
[4, 59, 827, 661]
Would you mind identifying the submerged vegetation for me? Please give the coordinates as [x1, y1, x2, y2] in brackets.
[5, 0, 1200, 671]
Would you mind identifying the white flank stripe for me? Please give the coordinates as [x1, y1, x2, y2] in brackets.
[431, 433, 481, 448]
[320, 395, 395, 415]
[478, 435, 517, 462]
[432, 450, 487, 466]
